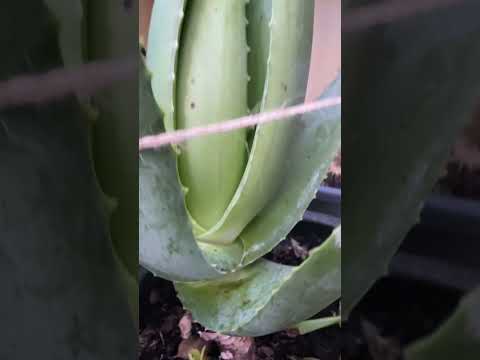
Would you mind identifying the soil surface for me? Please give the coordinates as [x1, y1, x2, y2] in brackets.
[436, 110, 480, 200]
[342, 277, 462, 360]
[139, 224, 341, 359]
[436, 162, 480, 200]
[139, 136, 478, 359]
[139, 270, 465, 359]
[139, 269, 341, 360]
[139, 167, 342, 359]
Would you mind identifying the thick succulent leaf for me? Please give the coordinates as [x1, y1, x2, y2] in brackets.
[140, 74, 340, 283]
[199, 75, 340, 271]
[242, 75, 341, 265]
[139, 59, 222, 281]
[188, 348, 207, 360]
[113, 248, 139, 328]
[87, 0, 138, 278]
[342, 2, 480, 317]
[1, 107, 136, 359]
[195, 240, 244, 274]
[198, 0, 315, 244]
[44, 0, 85, 68]
[246, 0, 272, 110]
[0, 2, 135, 357]
[176, 0, 248, 230]
[176, 227, 341, 337]
[405, 286, 480, 359]
[146, 0, 186, 132]
[294, 316, 341, 335]
[140, 1, 339, 277]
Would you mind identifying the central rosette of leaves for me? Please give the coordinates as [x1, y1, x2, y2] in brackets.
[148, 0, 301, 245]
[176, 0, 250, 243]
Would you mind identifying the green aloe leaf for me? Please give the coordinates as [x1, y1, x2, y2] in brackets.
[405, 287, 480, 360]
[342, 2, 480, 317]
[405, 286, 480, 360]
[142, 0, 337, 276]
[146, 0, 186, 133]
[176, 227, 340, 337]
[294, 316, 341, 335]
[241, 75, 341, 265]
[198, 0, 315, 245]
[246, 0, 272, 110]
[176, 0, 249, 230]
[188, 347, 207, 360]
[139, 70, 341, 281]
[140, 52, 245, 278]
[1, 1, 135, 358]
[139, 59, 222, 281]
[87, 0, 138, 280]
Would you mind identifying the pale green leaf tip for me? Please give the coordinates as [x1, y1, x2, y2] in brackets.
[294, 315, 341, 335]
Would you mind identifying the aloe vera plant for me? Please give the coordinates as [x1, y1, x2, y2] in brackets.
[1, 1, 136, 358]
[343, 0, 480, 318]
[343, 1, 480, 357]
[47, 0, 139, 324]
[140, 0, 341, 336]
[86, 0, 139, 323]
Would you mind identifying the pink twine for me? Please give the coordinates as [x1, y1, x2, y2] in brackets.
[0, 1, 465, 109]
[0, 56, 135, 109]
[138, 97, 341, 150]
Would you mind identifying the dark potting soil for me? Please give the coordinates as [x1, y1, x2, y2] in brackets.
[139, 283, 341, 359]
[324, 152, 341, 189]
[436, 112, 480, 201]
[436, 162, 480, 201]
[139, 221, 341, 359]
[342, 276, 462, 360]
[138, 274, 341, 359]
[263, 222, 333, 266]
[139, 168, 342, 359]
